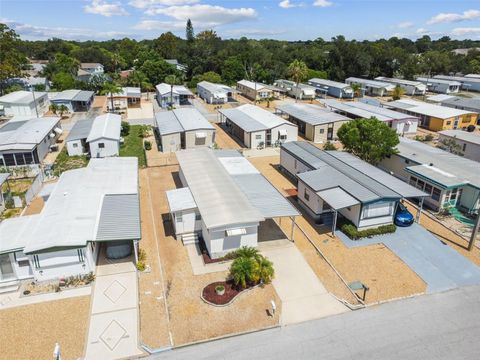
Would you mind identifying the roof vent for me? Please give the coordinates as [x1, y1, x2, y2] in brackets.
[429, 163, 434, 166]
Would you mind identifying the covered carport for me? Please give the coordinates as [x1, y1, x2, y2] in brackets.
[317, 187, 360, 236]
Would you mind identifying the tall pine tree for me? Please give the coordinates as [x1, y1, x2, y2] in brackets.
[186, 19, 194, 42]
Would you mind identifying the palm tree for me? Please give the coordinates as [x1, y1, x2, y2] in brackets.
[256, 256, 274, 284]
[230, 257, 258, 289]
[165, 74, 183, 108]
[392, 85, 405, 100]
[234, 246, 260, 260]
[350, 83, 362, 98]
[58, 104, 68, 117]
[49, 103, 58, 115]
[100, 82, 123, 113]
[288, 59, 308, 103]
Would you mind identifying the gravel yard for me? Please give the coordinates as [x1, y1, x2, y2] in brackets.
[212, 123, 244, 150]
[0, 296, 90, 360]
[249, 155, 427, 304]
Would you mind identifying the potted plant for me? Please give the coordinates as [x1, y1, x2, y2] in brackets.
[215, 285, 225, 296]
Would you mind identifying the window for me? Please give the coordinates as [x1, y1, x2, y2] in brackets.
[195, 213, 201, 221]
[405, 159, 410, 164]
[416, 180, 425, 190]
[319, 128, 324, 134]
[409, 176, 417, 186]
[279, 134, 287, 140]
[432, 187, 441, 201]
[361, 202, 394, 219]
[446, 121, 451, 125]
[73, 143, 78, 148]
[14, 153, 26, 165]
[304, 188, 310, 201]
[463, 143, 467, 152]
[3, 154, 15, 166]
[255, 134, 262, 140]
[0, 157, 4, 167]
[98, 143, 105, 148]
[424, 183, 433, 195]
[176, 213, 183, 222]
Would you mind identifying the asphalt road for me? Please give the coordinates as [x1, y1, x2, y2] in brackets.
[151, 285, 480, 360]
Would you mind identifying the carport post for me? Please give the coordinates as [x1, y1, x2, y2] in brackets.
[133, 240, 139, 264]
[468, 213, 480, 251]
[416, 197, 424, 224]
[332, 210, 337, 237]
[290, 216, 295, 242]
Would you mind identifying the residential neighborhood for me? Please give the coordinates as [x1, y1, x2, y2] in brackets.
[1, 2, 480, 359]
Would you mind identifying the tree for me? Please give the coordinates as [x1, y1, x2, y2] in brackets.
[186, 19, 195, 43]
[256, 256, 274, 285]
[350, 82, 362, 98]
[43, 53, 80, 79]
[323, 141, 337, 151]
[58, 104, 68, 117]
[165, 74, 182, 107]
[230, 257, 258, 289]
[4, 84, 23, 94]
[438, 138, 463, 155]
[337, 118, 399, 165]
[0, 24, 28, 95]
[229, 246, 274, 288]
[52, 72, 76, 91]
[190, 71, 222, 87]
[392, 85, 405, 100]
[100, 82, 123, 113]
[222, 56, 244, 84]
[49, 103, 58, 114]
[287, 59, 308, 102]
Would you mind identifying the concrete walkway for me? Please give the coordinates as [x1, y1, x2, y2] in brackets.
[337, 223, 480, 293]
[84, 257, 144, 360]
[260, 241, 348, 325]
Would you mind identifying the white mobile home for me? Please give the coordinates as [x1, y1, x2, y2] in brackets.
[438, 130, 480, 162]
[155, 108, 216, 152]
[167, 148, 298, 258]
[281, 142, 426, 231]
[434, 75, 480, 92]
[219, 104, 298, 148]
[276, 103, 350, 143]
[65, 119, 94, 156]
[236, 80, 275, 101]
[345, 77, 395, 97]
[86, 113, 122, 158]
[0, 117, 62, 167]
[274, 79, 316, 100]
[0, 157, 140, 289]
[0, 91, 49, 117]
[197, 81, 235, 104]
[50, 90, 95, 112]
[106, 87, 141, 111]
[307, 78, 354, 99]
[379, 137, 480, 214]
[321, 99, 419, 135]
[416, 77, 461, 94]
[155, 83, 194, 108]
[375, 77, 427, 96]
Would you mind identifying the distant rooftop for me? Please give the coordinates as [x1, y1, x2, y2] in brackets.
[385, 98, 474, 119]
[416, 77, 462, 86]
[308, 78, 351, 90]
[52, 89, 95, 102]
[438, 130, 480, 145]
[276, 103, 350, 126]
[155, 83, 193, 96]
[155, 108, 214, 136]
[345, 77, 395, 90]
[0, 90, 47, 104]
[219, 104, 294, 132]
[0, 117, 61, 151]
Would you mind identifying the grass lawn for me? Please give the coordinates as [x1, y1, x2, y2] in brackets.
[53, 149, 89, 176]
[120, 125, 147, 167]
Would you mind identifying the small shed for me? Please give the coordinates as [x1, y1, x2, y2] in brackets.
[86, 114, 121, 158]
[65, 119, 94, 156]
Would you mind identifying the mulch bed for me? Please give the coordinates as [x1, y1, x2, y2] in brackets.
[199, 238, 229, 264]
[202, 280, 246, 305]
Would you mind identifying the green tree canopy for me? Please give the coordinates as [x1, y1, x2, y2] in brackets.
[337, 118, 399, 165]
[52, 72, 77, 90]
[0, 24, 28, 94]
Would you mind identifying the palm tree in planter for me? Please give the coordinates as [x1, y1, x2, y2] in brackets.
[234, 246, 260, 260]
[392, 85, 405, 100]
[101, 82, 123, 113]
[230, 256, 259, 289]
[350, 83, 362, 98]
[58, 104, 68, 118]
[229, 246, 275, 288]
[49, 103, 58, 115]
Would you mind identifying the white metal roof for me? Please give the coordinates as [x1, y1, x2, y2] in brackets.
[386, 99, 474, 119]
[166, 187, 197, 212]
[86, 113, 121, 142]
[277, 103, 350, 126]
[345, 77, 395, 90]
[317, 188, 360, 210]
[439, 130, 480, 145]
[0, 117, 61, 151]
[109, 87, 141, 98]
[0, 90, 47, 105]
[416, 77, 462, 86]
[22, 157, 139, 253]
[219, 104, 294, 132]
[374, 77, 426, 88]
[155, 83, 193, 97]
[427, 94, 455, 103]
[176, 148, 264, 229]
[434, 75, 480, 84]
[0, 215, 42, 254]
[155, 108, 214, 136]
[197, 81, 233, 95]
[237, 80, 269, 91]
[308, 78, 352, 90]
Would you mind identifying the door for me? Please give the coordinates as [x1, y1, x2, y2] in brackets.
[327, 125, 334, 140]
[0, 253, 15, 281]
[266, 130, 272, 146]
[453, 117, 459, 129]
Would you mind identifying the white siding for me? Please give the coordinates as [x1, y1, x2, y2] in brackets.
[31, 248, 93, 281]
[184, 129, 215, 149]
[66, 139, 85, 156]
[297, 181, 323, 215]
[89, 138, 119, 158]
[249, 130, 265, 149]
[280, 148, 312, 177]
[160, 133, 181, 152]
[271, 123, 298, 145]
[173, 209, 201, 235]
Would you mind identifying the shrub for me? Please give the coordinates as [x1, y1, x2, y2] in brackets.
[229, 246, 274, 288]
[323, 141, 336, 151]
[340, 222, 396, 240]
[424, 134, 434, 142]
[121, 121, 130, 136]
[137, 248, 147, 271]
[144, 140, 152, 150]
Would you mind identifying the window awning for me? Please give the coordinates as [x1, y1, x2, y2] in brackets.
[195, 132, 206, 138]
[278, 129, 288, 136]
[317, 187, 360, 210]
[226, 228, 246, 237]
[54, 127, 63, 134]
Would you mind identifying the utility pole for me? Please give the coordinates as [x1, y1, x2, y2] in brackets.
[468, 213, 480, 251]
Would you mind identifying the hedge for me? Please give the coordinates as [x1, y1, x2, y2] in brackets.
[340, 222, 396, 240]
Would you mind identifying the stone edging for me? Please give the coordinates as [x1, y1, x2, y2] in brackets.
[200, 282, 263, 307]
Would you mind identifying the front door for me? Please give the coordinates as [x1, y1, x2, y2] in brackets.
[266, 130, 272, 146]
[0, 253, 15, 281]
[327, 125, 334, 140]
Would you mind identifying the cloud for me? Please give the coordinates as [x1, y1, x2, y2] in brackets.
[451, 27, 480, 36]
[397, 21, 414, 29]
[84, 0, 129, 17]
[145, 4, 257, 28]
[225, 28, 287, 36]
[128, 0, 199, 8]
[133, 20, 185, 31]
[2, 19, 131, 40]
[279, 0, 297, 8]
[427, 9, 480, 25]
[416, 28, 429, 34]
[313, 0, 333, 7]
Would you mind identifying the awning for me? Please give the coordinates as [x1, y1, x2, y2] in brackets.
[226, 228, 247, 237]
[317, 187, 359, 210]
[406, 121, 412, 125]
[195, 132, 206, 139]
[54, 127, 63, 134]
[278, 129, 288, 136]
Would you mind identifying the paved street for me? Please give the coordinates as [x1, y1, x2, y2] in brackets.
[152, 285, 480, 360]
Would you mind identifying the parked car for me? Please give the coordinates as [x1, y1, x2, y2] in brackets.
[394, 203, 414, 227]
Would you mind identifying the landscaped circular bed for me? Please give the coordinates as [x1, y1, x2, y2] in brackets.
[202, 280, 247, 306]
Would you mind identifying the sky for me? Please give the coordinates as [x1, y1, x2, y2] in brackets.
[1, 0, 479, 42]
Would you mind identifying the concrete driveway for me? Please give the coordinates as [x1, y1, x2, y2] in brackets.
[337, 223, 480, 293]
[84, 255, 144, 360]
[259, 241, 348, 325]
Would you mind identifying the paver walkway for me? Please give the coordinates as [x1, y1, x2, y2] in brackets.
[259, 241, 348, 325]
[84, 257, 143, 360]
[337, 223, 480, 293]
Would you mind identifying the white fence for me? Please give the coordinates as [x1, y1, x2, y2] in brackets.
[25, 171, 44, 205]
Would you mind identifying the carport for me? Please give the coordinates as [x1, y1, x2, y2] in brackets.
[317, 187, 360, 236]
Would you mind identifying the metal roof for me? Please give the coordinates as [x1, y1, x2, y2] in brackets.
[416, 77, 462, 86]
[386, 99, 474, 119]
[317, 188, 360, 210]
[237, 80, 269, 91]
[427, 94, 456, 103]
[0, 117, 61, 151]
[51, 89, 94, 102]
[219, 104, 294, 132]
[197, 81, 233, 95]
[215, 150, 299, 218]
[66, 119, 94, 141]
[0, 215, 41, 254]
[345, 77, 395, 90]
[95, 194, 141, 241]
[440, 97, 480, 112]
[0, 90, 47, 105]
[439, 130, 480, 145]
[374, 77, 426, 88]
[166, 187, 197, 212]
[434, 75, 480, 84]
[154, 108, 214, 136]
[176, 148, 264, 229]
[396, 137, 480, 189]
[23, 157, 139, 254]
[155, 83, 193, 96]
[86, 113, 121, 142]
[0, 120, 28, 132]
[308, 78, 352, 90]
[276, 103, 350, 126]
